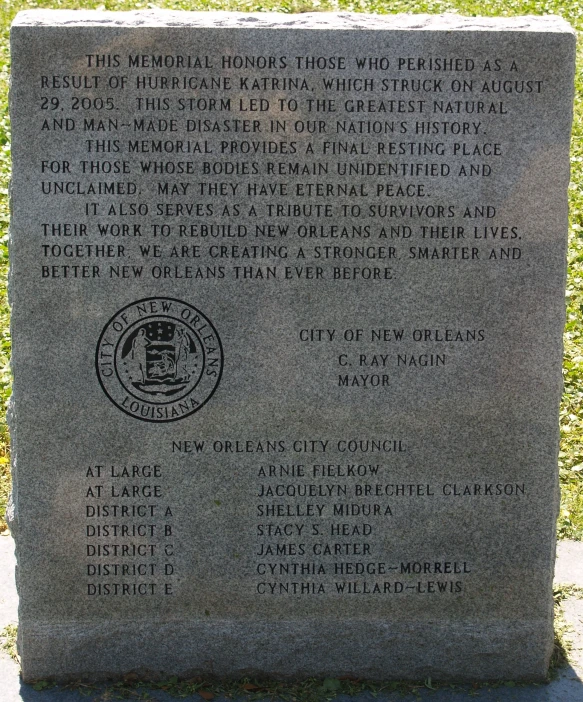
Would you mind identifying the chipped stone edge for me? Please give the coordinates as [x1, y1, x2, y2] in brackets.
[10, 10, 576, 34]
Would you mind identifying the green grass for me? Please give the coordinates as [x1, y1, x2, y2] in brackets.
[0, 0, 582, 535]
[17, 673, 547, 699]
[550, 583, 583, 674]
[0, 623, 18, 662]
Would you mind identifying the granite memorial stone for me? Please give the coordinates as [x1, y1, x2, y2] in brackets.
[8, 10, 575, 682]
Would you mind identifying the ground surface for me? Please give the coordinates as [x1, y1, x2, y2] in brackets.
[0, 535, 582, 701]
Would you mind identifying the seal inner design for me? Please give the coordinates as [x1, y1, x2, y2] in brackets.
[117, 316, 205, 404]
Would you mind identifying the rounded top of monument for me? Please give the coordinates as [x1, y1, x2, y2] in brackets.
[10, 10, 575, 34]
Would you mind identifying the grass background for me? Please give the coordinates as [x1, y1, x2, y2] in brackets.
[0, 0, 581, 538]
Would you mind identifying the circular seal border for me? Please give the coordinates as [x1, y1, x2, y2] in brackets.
[95, 297, 223, 423]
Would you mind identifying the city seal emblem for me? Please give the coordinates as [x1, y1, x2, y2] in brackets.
[96, 297, 223, 422]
